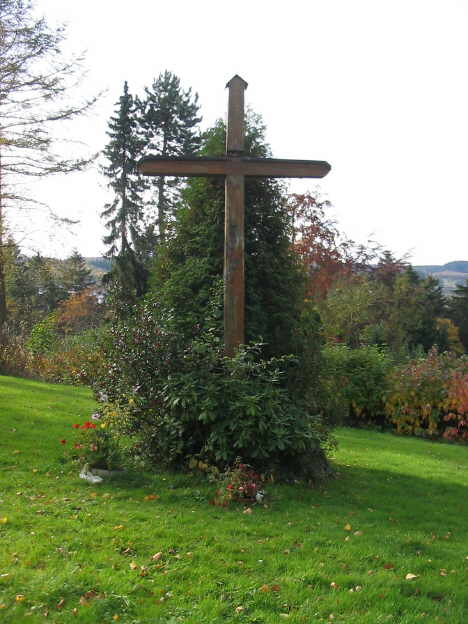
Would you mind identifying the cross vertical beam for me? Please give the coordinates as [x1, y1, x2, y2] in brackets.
[224, 174, 245, 356]
[224, 75, 248, 356]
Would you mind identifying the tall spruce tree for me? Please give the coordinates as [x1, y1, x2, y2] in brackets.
[139, 71, 201, 243]
[101, 82, 148, 297]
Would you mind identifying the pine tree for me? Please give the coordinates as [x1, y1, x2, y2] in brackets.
[101, 82, 147, 297]
[139, 71, 201, 243]
[60, 249, 94, 294]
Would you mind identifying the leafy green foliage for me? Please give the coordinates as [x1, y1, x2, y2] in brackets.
[26, 313, 58, 355]
[98, 295, 333, 480]
[321, 344, 393, 427]
[385, 349, 468, 441]
[151, 114, 308, 360]
[319, 266, 450, 357]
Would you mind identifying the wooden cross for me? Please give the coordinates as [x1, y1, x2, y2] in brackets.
[138, 75, 331, 356]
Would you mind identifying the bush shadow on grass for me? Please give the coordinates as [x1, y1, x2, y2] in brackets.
[336, 427, 468, 465]
[95, 456, 467, 531]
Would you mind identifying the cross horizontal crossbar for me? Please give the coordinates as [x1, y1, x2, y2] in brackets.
[138, 156, 331, 179]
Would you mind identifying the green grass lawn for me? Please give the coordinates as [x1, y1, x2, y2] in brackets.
[0, 374, 467, 623]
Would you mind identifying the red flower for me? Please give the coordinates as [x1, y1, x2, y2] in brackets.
[81, 421, 96, 430]
[60, 439, 67, 445]
[72, 424, 80, 429]
[226, 484, 233, 490]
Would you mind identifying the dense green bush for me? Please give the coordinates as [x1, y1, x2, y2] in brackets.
[97, 296, 334, 481]
[385, 349, 468, 441]
[26, 313, 58, 355]
[320, 344, 393, 427]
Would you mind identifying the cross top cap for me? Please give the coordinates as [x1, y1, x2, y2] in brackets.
[226, 75, 248, 90]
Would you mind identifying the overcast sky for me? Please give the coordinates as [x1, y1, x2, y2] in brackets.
[14, 0, 468, 265]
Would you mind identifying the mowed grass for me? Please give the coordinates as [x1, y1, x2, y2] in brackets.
[0, 375, 467, 624]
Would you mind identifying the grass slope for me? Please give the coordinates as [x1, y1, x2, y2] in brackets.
[0, 375, 467, 623]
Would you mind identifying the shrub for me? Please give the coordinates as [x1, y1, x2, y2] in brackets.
[96, 296, 335, 481]
[385, 349, 468, 441]
[1, 323, 105, 385]
[26, 313, 58, 355]
[320, 344, 393, 427]
[0, 327, 34, 377]
[33, 341, 106, 385]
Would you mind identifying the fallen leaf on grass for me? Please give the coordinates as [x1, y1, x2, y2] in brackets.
[113, 525, 124, 531]
[151, 552, 163, 561]
[353, 530, 363, 536]
[0, 517, 7, 524]
[243, 508, 252, 515]
[439, 569, 447, 576]
[344, 523, 352, 531]
[383, 563, 395, 570]
[79, 591, 99, 605]
[129, 561, 139, 570]
[15, 595, 25, 602]
[405, 573, 419, 580]
[144, 494, 160, 501]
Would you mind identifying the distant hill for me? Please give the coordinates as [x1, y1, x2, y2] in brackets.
[414, 261, 468, 295]
[85, 257, 112, 280]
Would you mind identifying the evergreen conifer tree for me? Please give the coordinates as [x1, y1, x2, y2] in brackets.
[448, 280, 468, 351]
[151, 113, 311, 361]
[101, 82, 148, 297]
[139, 71, 201, 243]
[60, 249, 94, 294]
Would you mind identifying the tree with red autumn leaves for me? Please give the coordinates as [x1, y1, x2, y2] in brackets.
[287, 193, 379, 300]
